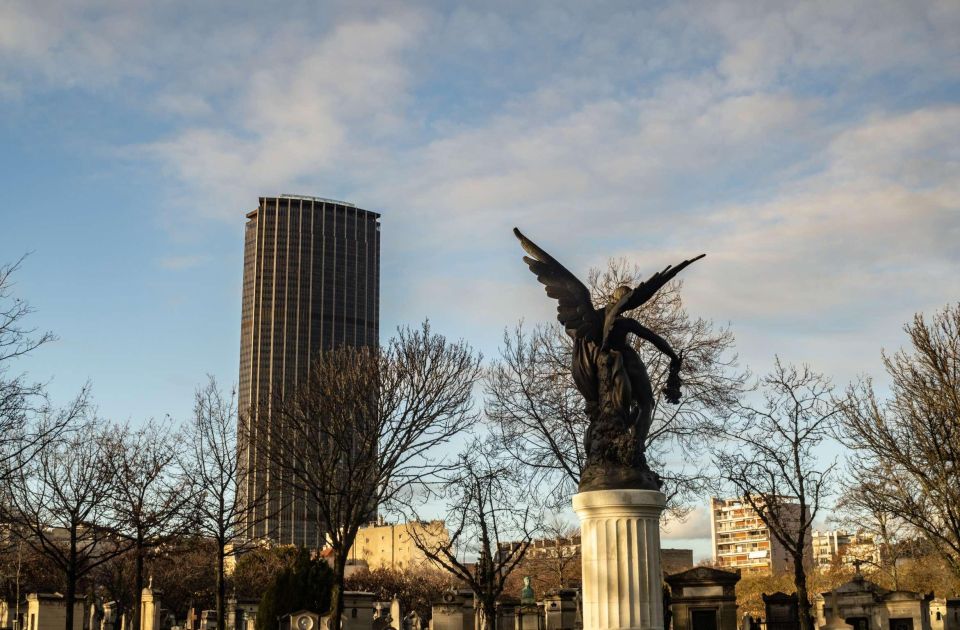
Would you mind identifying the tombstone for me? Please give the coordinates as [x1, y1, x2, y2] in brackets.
[812, 571, 935, 630]
[496, 597, 519, 630]
[431, 591, 474, 630]
[285, 610, 320, 630]
[930, 601, 946, 630]
[183, 609, 198, 630]
[665, 567, 741, 630]
[764, 593, 801, 630]
[141, 582, 162, 630]
[101, 602, 117, 630]
[342, 593, 376, 630]
[198, 612, 217, 630]
[226, 598, 258, 630]
[25, 594, 85, 630]
[373, 602, 392, 630]
[516, 577, 541, 630]
[390, 599, 403, 630]
[543, 590, 577, 630]
[943, 601, 960, 630]
[820, 591, 853, 630]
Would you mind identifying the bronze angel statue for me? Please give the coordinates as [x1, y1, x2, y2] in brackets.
[513, 228, 705, 491]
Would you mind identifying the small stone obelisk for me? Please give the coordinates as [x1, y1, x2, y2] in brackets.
[573, 489, 666, 630]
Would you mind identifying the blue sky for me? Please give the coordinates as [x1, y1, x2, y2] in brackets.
[2, 1, 958, 557]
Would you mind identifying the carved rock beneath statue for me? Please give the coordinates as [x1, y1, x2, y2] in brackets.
[579, 463, 662, 492]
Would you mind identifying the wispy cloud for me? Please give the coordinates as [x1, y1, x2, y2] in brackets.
[3, 0, 958, 402]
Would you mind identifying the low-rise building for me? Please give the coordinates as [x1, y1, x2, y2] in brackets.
[347, 520, 448, 571]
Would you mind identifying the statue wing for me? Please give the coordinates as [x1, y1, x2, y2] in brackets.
[619, 254, 705, 314]
[603, 253, 705, 345]
[513, 228, 603, 342]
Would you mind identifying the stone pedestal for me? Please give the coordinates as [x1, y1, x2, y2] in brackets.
[572, 489, 666, 630]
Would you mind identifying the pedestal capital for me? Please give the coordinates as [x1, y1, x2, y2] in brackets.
[572, 489, 666, 518]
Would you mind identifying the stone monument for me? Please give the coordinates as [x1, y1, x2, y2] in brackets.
[664, 567, 740, 630]
[514, 228, 704, 630]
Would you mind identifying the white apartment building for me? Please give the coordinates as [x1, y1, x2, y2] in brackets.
[811, 530, 881, 568]
[710, 497, 812, 575]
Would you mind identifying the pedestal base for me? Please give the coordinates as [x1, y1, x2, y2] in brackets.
[572, 489, 666, 630]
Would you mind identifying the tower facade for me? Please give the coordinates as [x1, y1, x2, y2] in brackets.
[238, 194, 380, 546]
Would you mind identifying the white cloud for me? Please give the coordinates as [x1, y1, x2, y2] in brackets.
[662, 505, 712, 540]
[4, 0, 958, 415]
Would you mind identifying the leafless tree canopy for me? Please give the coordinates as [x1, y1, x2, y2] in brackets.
[103, 418, 193, 630]
[833, 481, 910, 589]
[408, 440, 539, 630]
[185, 376, 259, 630]
[838, 304, 960, 585]
[713, 359, 841, 630]
[3, 415, 131, 630]
[487, 259, 746, 512]
[520, 515, 581, 593]
[261, 322, 482, 629]
[0, 256, 77, 487]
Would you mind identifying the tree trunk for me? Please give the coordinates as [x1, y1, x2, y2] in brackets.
[793, 557, 812, 630]
[132, 543, 145, 630]
[480, 598, 496, 630]
[65, 567, 76, 630]
[216, 544, 226, 630]
[65, 531, 77, 630]
[329, 551, 347, 630]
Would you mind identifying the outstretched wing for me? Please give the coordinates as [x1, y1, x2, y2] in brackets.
[621, 254, 705, 314]
[602, 253, 705, 346]
[513, 228, 603, 342]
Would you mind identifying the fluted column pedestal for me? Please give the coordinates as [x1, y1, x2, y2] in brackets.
[572, 489, 666, 630]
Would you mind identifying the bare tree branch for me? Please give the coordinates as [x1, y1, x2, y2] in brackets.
[407, 440, 540, 630]
[712, 358, 841, 630]
[838, 304, 960, 588]
[256, 321, 482, 629]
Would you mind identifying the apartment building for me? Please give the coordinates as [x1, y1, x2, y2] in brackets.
[710, 497, 812, 575]
[811, 530, 881, 568]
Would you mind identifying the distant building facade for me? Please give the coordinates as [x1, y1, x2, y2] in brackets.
[661, 548, 695, 575]
[811, 530, 881, 568]
[710, 497, 812, 575]
[347, 520, 449, 571]
[238, 195, 381, 547]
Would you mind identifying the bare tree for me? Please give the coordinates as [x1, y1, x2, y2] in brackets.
[0, 256, 77, 488]
[833, 479, 909, 589]
[408, 441, 538, 630]
[103, 418, 194, 630]
[261, 322, 482, 629]
[3, 414, 130, 630]
[838, 304, 960, 589]
[487, 259, 746, 513]
[521, 516, 580, 592]
[185, 377, 265, 630]
[712, 359, 841, 630]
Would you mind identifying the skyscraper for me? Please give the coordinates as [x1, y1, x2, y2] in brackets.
[238, 194, 380, 547]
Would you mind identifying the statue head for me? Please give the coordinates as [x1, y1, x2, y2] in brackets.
[611, 285, 631, 303]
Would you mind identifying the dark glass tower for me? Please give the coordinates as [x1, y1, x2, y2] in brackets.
[238, 195, 380, 546]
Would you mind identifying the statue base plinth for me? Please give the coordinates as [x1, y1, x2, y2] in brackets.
[572, 489, 666, 630]
[578, 464, 662, 492]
